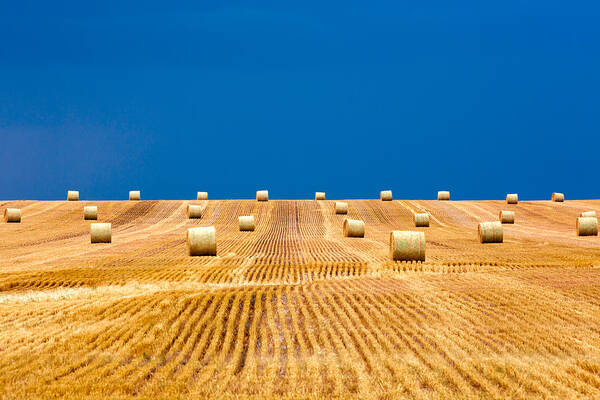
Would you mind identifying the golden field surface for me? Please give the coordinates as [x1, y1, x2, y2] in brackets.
[1, 198, 600, 399]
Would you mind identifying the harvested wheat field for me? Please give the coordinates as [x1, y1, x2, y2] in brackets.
[2, 198, 600, 399]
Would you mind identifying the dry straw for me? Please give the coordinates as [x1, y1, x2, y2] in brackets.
[4, 208, 21, 223]
[389, 231, 425, 261]
[129, 191, 141, 201]
[414, 213, 430, 227]
[187, 204, 203, 219]
[90, 223, 111, 243]
[315, 192, 326, 200]
[380, 190, 393, 201]
[552, 192, 564, 202]
[83, 206, 98, 220]
[197, 192, 208, 200]
[577, 217, 598, 236]
[478, 221, 503, 243]
[506, 194, 518, 204]
[438, 191, 450, 200]
[187, 226, 217, 256]
[335, 201, 348, 214]
[67, 191, 79, 201]
[580, 211, 596, 217]
[256, 190, 269, 202]
[239, 216, 255, 231]
[343, 219, 365, 237]
[499, 210, 515, 224]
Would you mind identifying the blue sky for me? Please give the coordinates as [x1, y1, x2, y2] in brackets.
[1, 1, 598, 200]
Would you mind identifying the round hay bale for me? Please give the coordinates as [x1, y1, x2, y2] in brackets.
[67, 191, 79, 201]
[187, 204, 203, 219]
[499, 210, 515, 224]
[256, 190, 269, 202]
[239, 216, 255, 231]
[197, 192, 208, 200]
[343, 219, 365, 237]
[552, 192, 564, 202]
[380, 190, 393, 201]
[581, 211, 596, 218]
[414, 213, 430, 227]
[335, 201, 348, 214]
[478, 221, 503, 243]
[187, 226, 217, 256]
[506, 194, 518, 204]
[129, 191, 141, 201]
[90, 223, 111, 243]
[577, 217, 598, 236]
[389, 231, 425, 261]
[84, 206, 98, 220]
[315, 192, 326, 200]
[438, 191, 450, 201]
[4, 208, 21, 223]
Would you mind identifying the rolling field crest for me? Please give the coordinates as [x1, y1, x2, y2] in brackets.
[1, 199, 600, 399]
